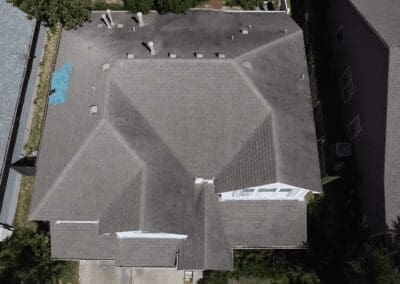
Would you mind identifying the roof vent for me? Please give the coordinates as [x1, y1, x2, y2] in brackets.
[241, 29, 249, 35]
[147, 41, 155, 55]
[242, 61, 252, 70]
[117, 24, 124, 29]
[106, 9, 115, 27]
[195, 53, 204, 59]
[168, 53, 177, 59]
[101, 63, 110, 72]
[131, 26, 136, 32]
[101, 14, 112, 30]
[136, 12, 145, 27]
[217, 53, 226, 59]
[89, 105, 98, 115]
[127, 53, 135, 59]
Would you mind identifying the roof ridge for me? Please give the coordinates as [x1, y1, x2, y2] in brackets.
[30, 120, 106, 220]
[234, 29, 303, 61]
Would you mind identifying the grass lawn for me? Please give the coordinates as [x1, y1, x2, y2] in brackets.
[12, 24, 80, 284]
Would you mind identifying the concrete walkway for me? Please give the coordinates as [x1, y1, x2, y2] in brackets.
[79, 260, 203, 284]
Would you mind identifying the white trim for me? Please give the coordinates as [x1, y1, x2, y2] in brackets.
[55, 220, 99, 224]
[116, 230, 188, 240]
[195, 177, 214, 185]
[218, 183, 310, 201]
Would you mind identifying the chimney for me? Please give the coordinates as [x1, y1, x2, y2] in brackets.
[106, 9, 115, 27]
[137, 12, 145, 27]
[101, 14, 112, 30]
[147, 41, 155, 55]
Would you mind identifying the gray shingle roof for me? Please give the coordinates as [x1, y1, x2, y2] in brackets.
[0, 1, 34, 180]
[350, 0, 400, 47]
[31, 11, 320, 270]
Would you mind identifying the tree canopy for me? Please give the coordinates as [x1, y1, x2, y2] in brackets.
[0, 227, 66, 284]
[11, 0, 91, 29]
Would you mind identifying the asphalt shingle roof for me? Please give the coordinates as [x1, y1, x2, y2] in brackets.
[31, 11, 320, 270]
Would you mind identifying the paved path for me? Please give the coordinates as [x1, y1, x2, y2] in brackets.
[79, 260, 203, 284]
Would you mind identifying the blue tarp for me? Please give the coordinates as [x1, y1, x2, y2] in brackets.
[49, 63, 72, 105]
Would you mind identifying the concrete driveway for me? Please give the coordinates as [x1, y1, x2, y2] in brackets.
[79, 260, 203, 284]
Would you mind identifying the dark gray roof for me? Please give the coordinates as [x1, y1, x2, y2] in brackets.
[350, 0, 400, 47]
[348, 1, 400, 230]
[0, 1, 35, 180]
[219, 200, 307, 248]
[31, 11, 319, 270]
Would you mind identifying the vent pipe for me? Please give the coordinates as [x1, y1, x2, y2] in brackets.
[101, 14, 112, 30]
[137, 12, 145, 27]
[106, 9, 115, 27]
[147, 41, 155, 55]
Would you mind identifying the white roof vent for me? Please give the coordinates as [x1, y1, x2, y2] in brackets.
[242, 61, 252, 70]
[137, 12, 145, 27]
[217, 53, 226, 59]
[101, 14, 112, 30]
[117, 24, 124, 29]
[168, 53, 177, 59]
[147, 41, 155, 55]
[101, 63, 110, 72]
[89, 105, 98, 115]
[241, 29, 249, 35]
[195, 53, 204, 59]
[106, 9, 115, 27]
[127, 53, 135, 59]
[131, 26, 136, 32]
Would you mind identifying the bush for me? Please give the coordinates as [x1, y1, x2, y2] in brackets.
[13, 0, 91, 30]
[92, 1, 124, 11]
[0, 227, 66, 283]
[123, 0, 154, 13]
[156, 0, 205, 14]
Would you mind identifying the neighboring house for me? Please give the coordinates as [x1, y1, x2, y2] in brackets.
[0, 1, 41, 240]
[327, 0, 400, 236]
[29, 11, 321, 270]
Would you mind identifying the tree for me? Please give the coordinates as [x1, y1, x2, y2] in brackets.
[123, 0, 154, 14]
[156, 0, 204, 14]
[11, 0, 91, 30]
[0, 227, 66, 284]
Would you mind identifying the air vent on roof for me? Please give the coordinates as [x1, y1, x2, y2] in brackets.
[89, 105, 98, 115]
[241, 29, 249, 35]
[137, 12, 145, 27]
[217, 53, 226, 59]
[242, 61, 252, 70]
[147, 41, 155, 55]
[195, 53, 204, 59]
[101, 63, 110, 72]
[169, 53, 177, 59]
[101, 14, 112, 30]
[127, 53, 135, 59]
[106, 9, 115, 27]
[117, 24, 124, 29]
[131, 26, 136, 32]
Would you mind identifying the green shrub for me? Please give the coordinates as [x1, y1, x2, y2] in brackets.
[92, 1, 124, 10]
